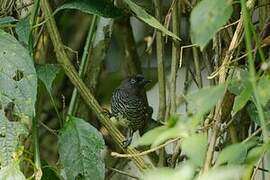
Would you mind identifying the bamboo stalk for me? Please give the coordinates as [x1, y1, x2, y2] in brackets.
[154, 0, 166, 121]
[170, 0, 180, 114]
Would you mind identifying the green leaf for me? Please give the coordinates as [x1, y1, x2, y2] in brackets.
[142, 163, 195, 180]
[0, 161, 26, 180]
[245, 140, 270, 165]
[257, 76, 270, 106]
[232, 83, 252, 115]
[0, 114, 28, 166]
[215, 143, 247, 166]
[198, 166, 242, 180]
[59, 117, 105, 180]
[135, 126, 168, 146]
[151, 124, 188, 147]
[186, 84, 225, 124]
[15, 16, 30, 47]
[0, 16, 18, 25]
[0, 29, 36, 167]
[0, 29, 37, 122]
[228, 68, 249, 96]
[245, 146, 264, 165]
[182, 133, 208, 167]
[36, 64, 62, 92]
[55, 0, 123, 18]
[190, 0, 233, 50]
[123, 0, 180, 40]
[167, 115, 179, 128]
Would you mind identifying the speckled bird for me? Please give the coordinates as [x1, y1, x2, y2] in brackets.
[111, 74, 152, 147]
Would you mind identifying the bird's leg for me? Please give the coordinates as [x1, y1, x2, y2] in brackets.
[122, 128, 134, 148]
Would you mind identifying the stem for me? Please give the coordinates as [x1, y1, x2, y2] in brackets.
[192, 47, 202, 88]
[40, 0, 152, 170]
[29, 0, 40, 56]
[170, 0, 180, 114]
[30, 1, 42, 178]
[67, 15, 98, 120]
[32, 116, 42, 179]
[154, 0, 166, 121]
[240, 0, 268, 141]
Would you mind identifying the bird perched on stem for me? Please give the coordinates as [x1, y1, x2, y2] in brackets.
[111, 74, 152, 147]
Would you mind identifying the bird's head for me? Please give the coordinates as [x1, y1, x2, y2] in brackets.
[120, 74, 151, 91]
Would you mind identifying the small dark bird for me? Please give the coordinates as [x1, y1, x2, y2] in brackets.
[111, 74, 152, 147]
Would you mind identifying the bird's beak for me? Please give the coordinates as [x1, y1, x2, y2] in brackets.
[142, 79, 151, 85]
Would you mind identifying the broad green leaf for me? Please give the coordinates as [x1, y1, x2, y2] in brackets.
[190, 0, 233, 50]
[215, 143, 247, 166]
[0, 29, 37, 121]
[151, 123, 189, 147]
[228, 68, 249, 95]
[55, 0, 123, 18]
[257, 76, 270, 106]
[15, 16, 30, 47]
[135, 126, 168, 146]
[0, 161, 26, 180]
[232, 83, 252, 115]
[0, 16, 18, 25]
[186, 84, 225, 123]
[123, 0, 180, 40]
[0, 114, 28, 166]
[142, 163, 195, 180]
[36, 64, 61, 92]
[182, 133, 208, 167]
[245, 146, 264, 165]
[198, 166, 242, 180]
[59, 117, 105, 180]
[0, 30, 36, 166]
[245, 141, 270, 165]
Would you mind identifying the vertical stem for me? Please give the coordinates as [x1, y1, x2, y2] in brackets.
[258, 0, 270, 29]
[29, 0, 40, 56]
[67, 15, 98, 120]
[240, 0, 268, 141]
[30, 1, 42, 178]
[32, 116, 42, 179]
[170, 0, 180, 114]
[154, 0, 166, 121]
[192, 47, 202, 88]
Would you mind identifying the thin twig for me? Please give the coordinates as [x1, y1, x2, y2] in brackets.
[111, 137, 180, 158]
[179, 44, 197, 68]
[39, 121, 58, 136]
[107, 168, 140, 180]
[251, 152, 266, 179]
[218, 20, 240, 31]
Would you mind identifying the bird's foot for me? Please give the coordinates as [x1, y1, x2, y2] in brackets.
[122, 137, 132, 148]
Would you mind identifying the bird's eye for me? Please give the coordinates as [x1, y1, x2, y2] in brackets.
[130, 78, 136, 84]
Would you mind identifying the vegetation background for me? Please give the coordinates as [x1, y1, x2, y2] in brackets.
[0, 0, 270, 179]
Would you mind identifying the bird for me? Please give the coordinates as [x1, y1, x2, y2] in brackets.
[111, 74, 152, 147]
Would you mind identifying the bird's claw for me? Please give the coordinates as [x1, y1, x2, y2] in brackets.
[122, 137, 132, 148]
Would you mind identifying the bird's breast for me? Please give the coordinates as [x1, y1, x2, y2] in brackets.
[111, 89, 148, 130]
